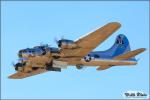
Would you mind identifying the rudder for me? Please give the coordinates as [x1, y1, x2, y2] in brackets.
[112, 34, 131, 57]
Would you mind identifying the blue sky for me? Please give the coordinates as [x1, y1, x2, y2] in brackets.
[1, 1, 149, 99]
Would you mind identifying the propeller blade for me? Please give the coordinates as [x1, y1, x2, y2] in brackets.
[54, 37, 59, 44]
[61, 35, 64, 40]
[11, 62, 15, 67]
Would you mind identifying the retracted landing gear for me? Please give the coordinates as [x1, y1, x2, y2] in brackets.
[76, 64, 84, 70]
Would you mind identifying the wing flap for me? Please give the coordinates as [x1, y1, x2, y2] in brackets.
[96, 65, 111, 70]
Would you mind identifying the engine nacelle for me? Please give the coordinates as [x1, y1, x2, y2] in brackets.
[18, 45, 51, 58]
[57, 39, 78, 49]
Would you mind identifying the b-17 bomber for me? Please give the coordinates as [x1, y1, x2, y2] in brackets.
[8, 22, 145, 79]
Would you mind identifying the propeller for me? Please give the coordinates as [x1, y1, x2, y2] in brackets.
[11, 61, 15, 67]
[54, 37, 58, 43]
[54, 36, 65, 48]
[39, 42, 50, 49]
[12, 61, 18, 71]
[136, 58, 140, 61]
[40, 42, 44, 46]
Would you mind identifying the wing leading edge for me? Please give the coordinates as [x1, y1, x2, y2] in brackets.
[8, 69, 48, 79]
[60, 22, 121, 58]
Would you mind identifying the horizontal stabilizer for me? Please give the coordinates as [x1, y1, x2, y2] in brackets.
[114, 48, 146, 60]
[96, 65, 111, 70]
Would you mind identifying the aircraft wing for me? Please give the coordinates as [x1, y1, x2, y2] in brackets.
[8, 69, 48, 79]
[60, 22, 121, 58]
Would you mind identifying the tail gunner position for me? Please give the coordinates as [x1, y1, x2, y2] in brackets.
[8, 22, 145, 79]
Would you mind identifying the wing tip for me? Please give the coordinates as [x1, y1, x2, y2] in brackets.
[8, 72, 27, 79]
[140, 48, 146, 52]
[108, 22, 121, 27]
[8, 74, 22, 79]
